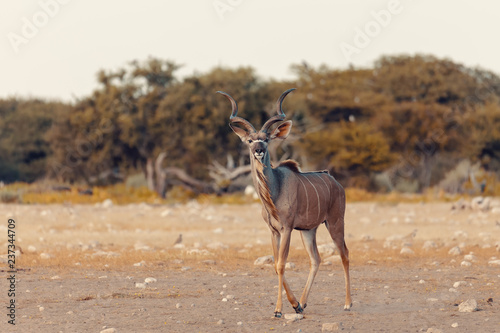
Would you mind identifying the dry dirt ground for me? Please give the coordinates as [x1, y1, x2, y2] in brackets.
[1, 201, 500, 332]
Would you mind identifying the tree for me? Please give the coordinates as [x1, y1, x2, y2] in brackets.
[0, 98, 68, 183]
[291, 63, 390, 124]
[47, 58, 181, 186]
[299, 121, 395, 188]
[38, 54, 500, 195]
[373, 102, 459, 190]
[373, 54, 500, 105]
[462, 100, 500, 173]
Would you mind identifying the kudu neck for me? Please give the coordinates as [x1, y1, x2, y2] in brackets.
[250, 152, 274, 183]
[250, 151, 280, 222]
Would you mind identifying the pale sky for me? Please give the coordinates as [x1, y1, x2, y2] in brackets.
[1, 0, 499, 102]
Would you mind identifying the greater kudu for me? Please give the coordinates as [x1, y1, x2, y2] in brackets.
[217, 89, 352, 317]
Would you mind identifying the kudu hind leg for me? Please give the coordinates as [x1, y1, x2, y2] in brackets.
[270, 230, 299, 316]
[326, 219, 352, 310]
[298, 228, 320, 310]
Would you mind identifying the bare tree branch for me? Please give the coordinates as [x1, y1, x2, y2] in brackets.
[163, 167, 213, 193]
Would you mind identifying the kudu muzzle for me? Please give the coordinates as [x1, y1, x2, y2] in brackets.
[252, 143, 266, 161]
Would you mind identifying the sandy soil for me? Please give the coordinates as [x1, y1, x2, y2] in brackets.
[1, 201, 500, 332]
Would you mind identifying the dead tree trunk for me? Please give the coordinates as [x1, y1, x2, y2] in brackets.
[155, 152, 168, 197]
[208, 154, 252, 192]
[146, 158, 155, 192]
[151, 152, 252, 198]
[154, 152, 214, 198]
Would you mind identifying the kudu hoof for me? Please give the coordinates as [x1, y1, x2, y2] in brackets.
[274, 312, 282, 318]
[293, 303, 305, 313]
[344, 303, 352, 311]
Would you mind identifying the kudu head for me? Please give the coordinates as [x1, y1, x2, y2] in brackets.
[217, 88, 295, 163]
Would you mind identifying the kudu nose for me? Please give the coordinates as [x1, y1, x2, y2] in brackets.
[255, 148, 264, 154]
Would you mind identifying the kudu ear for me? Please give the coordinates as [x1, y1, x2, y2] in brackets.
[270, 120, 292, 140]
[229, 123, 250, 141]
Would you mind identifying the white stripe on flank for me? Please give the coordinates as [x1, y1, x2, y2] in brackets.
[297, 176, 309, 221]
[304, 176, 321, 222]
[315, 173, 330, 198]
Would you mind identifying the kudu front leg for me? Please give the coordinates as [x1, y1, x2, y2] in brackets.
[270, 230, 300, 317]
[273, 229, 297, 317]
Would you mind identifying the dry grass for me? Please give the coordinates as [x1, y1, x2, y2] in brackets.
[1, 181, 475, 206]
[2, 182, 259, 205]
[344, 187, 465, 203]
[22, 184, 160, 205]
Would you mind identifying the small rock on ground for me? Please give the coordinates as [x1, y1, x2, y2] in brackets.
[322, 322, 340, 331]
[318, 244, 337, 256]
[464, 253, 477, 261]
[323, 255, 341, 264]
[284, 313, 303, 321]
[448, 246, 462, 255]
[488, 259, 500, 266]
[100, 329, 117, 333]
[254, 255, 274, 265]
[400, 247, 414, 255]
[458, 299, 478, 312]
[426, 328, 443, 333]
[461, 260, 472, 267]
[422, 240, 438, 250]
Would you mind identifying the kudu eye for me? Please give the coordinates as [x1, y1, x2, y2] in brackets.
[247, 139, 253, 143]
